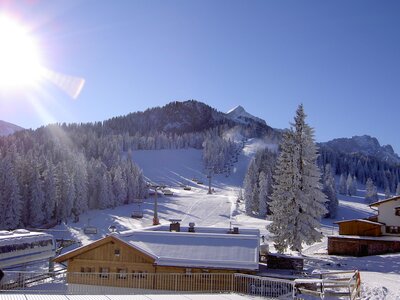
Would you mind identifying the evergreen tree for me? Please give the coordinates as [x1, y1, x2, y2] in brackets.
[351, 176, 358, 196]
[243, 161, 258, 215]
[322, 164, 338, 218]
[258, 171, 268, 217]
[339, 174, 347, 195]
[396, 183, 400, 196]
[29, 167, 45, 226]
[384, 186, 391, 198]
[43, 160, 58, 222]
[365, 178, 378, 203]
[112, 166, 127, 207]
[0, 154, 22, 229]
[346, 174, 354, 196]
[268, 105, 327, 253]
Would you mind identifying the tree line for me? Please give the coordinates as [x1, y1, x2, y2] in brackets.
[0, 124, 147, 230]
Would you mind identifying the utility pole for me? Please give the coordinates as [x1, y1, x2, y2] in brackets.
[207, 169, 212, 194]
[153, 185, 160, 225]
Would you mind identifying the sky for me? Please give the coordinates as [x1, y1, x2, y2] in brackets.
[0, 0, 399, 153]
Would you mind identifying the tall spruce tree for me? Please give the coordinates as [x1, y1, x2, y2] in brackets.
[322, 164, 338, 218]
[243, 161, 258, 215]
[365, 178, 378, 203]
[396, 183, 400, 196]
[258, 171, 268, 217]
[351, 176, 358, 196]
[268, 104, 327, 253]
[338, 174, 347, 195]
[346, 174, 354, 196]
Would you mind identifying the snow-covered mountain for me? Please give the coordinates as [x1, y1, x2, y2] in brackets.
[105, 100, 277, 139]
[226, 105, 266, 125]
[321, 135, 400, 164]
[0, 120, 23, 136]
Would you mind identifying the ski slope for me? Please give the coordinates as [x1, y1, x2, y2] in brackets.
[46, 139, 400, 299]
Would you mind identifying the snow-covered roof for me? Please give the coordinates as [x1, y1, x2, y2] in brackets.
[0, 230, 53, 247]
[334, 219, 384, 226]
[117, 229, 260, 271]
[144, 224, 260, 236]
[369, 195, 400, 207]
[56, 227, 260, 271]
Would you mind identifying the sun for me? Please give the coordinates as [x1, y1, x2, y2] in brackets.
[0, 15, 43, 90]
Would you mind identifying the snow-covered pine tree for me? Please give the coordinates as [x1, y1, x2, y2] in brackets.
[396, 183, 400, 196]
[0, 153, 22, 229]
[43, 160, 58, 222]
[243, 160, 258, 215]
[112, 166, 127, 207]
[351, 175, 358, 196]
[72, 154, 89, 219]
[365, 178, 378, 203]
[346, 174, 354, 196]
[29, 166, 46, 226]
[268, 104, 327, 253]
[384, 186, 391, 198]
[258, 171, 268, 217]
[322, 164, 338, 218]
[338, 174, 347, 195]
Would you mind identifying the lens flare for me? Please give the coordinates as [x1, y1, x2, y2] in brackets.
[0, 15, 43, 89]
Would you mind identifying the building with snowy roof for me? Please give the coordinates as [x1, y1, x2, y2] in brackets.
[0, 229, 56, 270]
[328, 195, 400, 256]
[54, 223, 260, 289]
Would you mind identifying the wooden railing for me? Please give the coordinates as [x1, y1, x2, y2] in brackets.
[1, 271, 294, 298]
[293, 270, 361, 299]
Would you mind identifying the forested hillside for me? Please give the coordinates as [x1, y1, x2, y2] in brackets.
[1, 100, 399, 230]
[0, 124, 147, 230]
[0, 100, 276, 230]
[318, 143, 400, 193]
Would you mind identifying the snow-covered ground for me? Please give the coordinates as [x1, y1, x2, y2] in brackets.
[41, 139, 400, 299]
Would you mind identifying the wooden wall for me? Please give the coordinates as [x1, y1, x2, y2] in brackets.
[338, 220, 382, 237]
[67, 239, 156, 275]
[63, 238, 256, 290]
[328, 236, 400, 256]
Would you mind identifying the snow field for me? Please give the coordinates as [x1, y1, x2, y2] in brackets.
[48, 139, 399, 299]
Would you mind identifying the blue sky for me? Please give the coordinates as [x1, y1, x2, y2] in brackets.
[0, 0, 399, 153]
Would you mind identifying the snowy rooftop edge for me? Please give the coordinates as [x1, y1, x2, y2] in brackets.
[328, 235, 400, 241]
[119, 230, 260, 241]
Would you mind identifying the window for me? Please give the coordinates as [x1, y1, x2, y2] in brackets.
[117, 268, 127, 279]
[99, 267, 109, 278]
[386, 226, 400, 234]
[114, 249, 121, 256]
[132, 270, 147, 279]
[395, 207, 400, 216]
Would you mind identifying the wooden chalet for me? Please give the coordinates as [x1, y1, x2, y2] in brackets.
[54, 224, 260, 289]
[328, 195, 400, 256]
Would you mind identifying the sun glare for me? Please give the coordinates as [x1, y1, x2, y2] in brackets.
[0, 15, 43, 90]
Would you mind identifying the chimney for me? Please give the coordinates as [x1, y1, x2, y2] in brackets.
[188, 222, 195, 233]
[169, 219, 181, 232]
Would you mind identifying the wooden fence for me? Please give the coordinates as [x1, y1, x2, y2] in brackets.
[293, 270, 361, 299]
[1, 271, 294, 298]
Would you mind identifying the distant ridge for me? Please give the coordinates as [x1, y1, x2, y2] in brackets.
[0, 120, 24, 136]
[320, 135, 400, 164]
